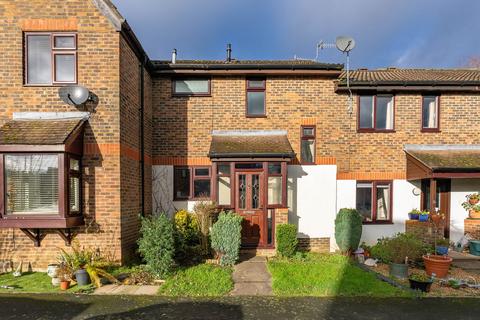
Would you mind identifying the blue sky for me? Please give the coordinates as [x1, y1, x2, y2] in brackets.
[111, 0, 480, 69]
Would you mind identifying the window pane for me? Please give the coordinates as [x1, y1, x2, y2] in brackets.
[54, 36, 75, 49]
[27, 35, 52, 84]
[268, 163, 281, 175]
[248, 80, 265, 88]
[359, 96, 374, 129]
[193, 179, 211, 198]
[194, 168, 209, 176]
[217, 164, 231, 175]
[376, 184, 391, 221]
[6, 155, 58, 214]
[302, 127, 314, 136]
[55, 54, 75, 82]
[247, 91, 265, 115]
[422, 96, 438, 128]
[356, 183, 372, 222]
[174, 79, 209, 94]
[238, 174, 246, 209]
[268, 176, 282, 205]
[376, 96, 394, 130]
[174, 168, 190, 199]
[70, 176, 80, 213]
[251, 174, 261, 209]
[218, 176, 231, 206]
[70, 158, 80, 171]
[235, 163, 263, 170]
[301, 139, 315, 163]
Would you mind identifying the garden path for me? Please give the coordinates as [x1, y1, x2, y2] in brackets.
[230, 255, 272, 296]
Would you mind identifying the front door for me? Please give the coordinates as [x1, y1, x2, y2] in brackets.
[422, 179, 451, 238]
[235, 171, 265, 247]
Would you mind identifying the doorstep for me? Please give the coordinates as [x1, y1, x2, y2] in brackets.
[449, 251, 480, 261]
[93, 284, 160, 295]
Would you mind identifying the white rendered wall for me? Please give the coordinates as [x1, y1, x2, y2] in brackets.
[450, 179, 480, 243]
[336, 179, 421, 245]
[287, 165, 337, 251]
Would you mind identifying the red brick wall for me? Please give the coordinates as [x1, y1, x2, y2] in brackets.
[405, 220, 445, 244]
[0, 0, 142, 269]
[464, 219, 480, 239]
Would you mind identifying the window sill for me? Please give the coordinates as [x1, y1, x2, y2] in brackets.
[362, 221, 394, 225]
[23, 83, 77, 87]
[171, 94, 211, 98]
[0, 215, 84, 228]
[421, 128, 441, 133]
[357, 129, 396, 133]
[246, 115, 267, 118]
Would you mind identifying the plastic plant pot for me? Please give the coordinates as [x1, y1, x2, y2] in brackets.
[389, 263, 408, 279]
[436, 246, 449, 255]
[409, 279, 433, 292]
[423, 255, 453, 278]
[469, 240, 480, 256]
[74, 269, 91, 286]
[408, 213, 419, 220]
[419, 214, 429, 222]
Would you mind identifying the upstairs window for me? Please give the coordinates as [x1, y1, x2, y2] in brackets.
[300, 126, 316, 164]
[358, 95, 394, 132]
[25, 33, 77, 85]
[172, 78, 210, 96]
[246, 78, 266, 117]
[422, 96, 439, 131]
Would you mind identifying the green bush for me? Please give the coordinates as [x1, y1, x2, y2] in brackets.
[335, 208, 363, 254]
[210, 211, 243, 266]
[137, 214, 175, 278]
[370, 233, 424, 264]
[174, 210, 199, 245]
[276, 224, 298, 258]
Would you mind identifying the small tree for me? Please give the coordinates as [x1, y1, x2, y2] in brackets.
[193, 201, 219, 255]
[335, 208, 363, 254]
[210, 211, 243, 266]
[137, 214, 175, 278]
[276, 224, 298, 258]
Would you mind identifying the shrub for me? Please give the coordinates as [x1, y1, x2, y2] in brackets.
[370, 233, 424, 264]
[174, 210, 199, 245]
[193, 202, 219, 255]
[276, 224, 298, 258]
[210, 211, 243, 266]
[137, 214, 175, 278]
[334, 208, 363, 254]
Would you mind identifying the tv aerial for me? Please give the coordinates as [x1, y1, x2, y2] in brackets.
[335, 36, 356, 114]
[58, 85, 91, 106]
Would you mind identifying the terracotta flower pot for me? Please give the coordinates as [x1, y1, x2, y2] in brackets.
[469, 209, 480, 219]
[431, 215, 443, 224]
[60, 280, 70, 291]
[423, 254, 452, 278]
[469, 198, 479, 205]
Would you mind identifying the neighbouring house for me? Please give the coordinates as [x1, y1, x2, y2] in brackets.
[1, 0, 480, 269]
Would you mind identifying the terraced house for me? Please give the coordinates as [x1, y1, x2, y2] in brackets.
[1, 0, 480, 269]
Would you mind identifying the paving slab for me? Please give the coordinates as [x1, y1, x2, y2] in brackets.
[231, 255, 272, 296]
[93, 284, 160, 296]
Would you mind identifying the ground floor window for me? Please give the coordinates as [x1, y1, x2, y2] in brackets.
[173, 166, 212, 200]
[356, 181, 392, 223]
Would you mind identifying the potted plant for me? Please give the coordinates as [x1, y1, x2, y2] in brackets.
[423, 211, 453, 278]
[47, 264, 61, 286]
[408, 209, 421, 220]
[370, 233, 424, 279]
[430, 211, 444, 224]
[419, 210, 430, 222]
[435, 238, 450, 255]
[462, 193, 480, 219]
[57, 264, 71, 291]
[409, 272, 433, 292]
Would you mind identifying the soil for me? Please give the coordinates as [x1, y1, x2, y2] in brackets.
[368, 263, 480, 296]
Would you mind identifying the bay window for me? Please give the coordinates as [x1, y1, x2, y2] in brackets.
[356, 181, 392, 223]
[358, 95, 394, 132]
[25, 33, 77, 85]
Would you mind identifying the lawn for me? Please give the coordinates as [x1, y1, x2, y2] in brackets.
[0, 272, 61, 293]
[268, 253, 411, 297]
[158, 264, 233, 297]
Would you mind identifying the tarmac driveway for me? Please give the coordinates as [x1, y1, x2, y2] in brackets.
[0, 294, 479, 320]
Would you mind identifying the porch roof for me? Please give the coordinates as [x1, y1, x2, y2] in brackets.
[404, 145, 480, 179]
[0, 118, 86, 153]
[208, 130, 295, 159]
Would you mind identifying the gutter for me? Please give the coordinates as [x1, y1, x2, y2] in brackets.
[208, 152, 296, 158]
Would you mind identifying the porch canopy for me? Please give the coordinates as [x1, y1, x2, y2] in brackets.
[405, 144, 480, 180]
[208, 130, 295, 160]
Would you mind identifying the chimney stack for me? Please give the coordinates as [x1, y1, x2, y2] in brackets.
[226, 43, 232, 62]
[171, 48, 177, 64]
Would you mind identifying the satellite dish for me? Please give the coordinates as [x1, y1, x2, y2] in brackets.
[58, 85, 91, 106]
[336, 36, 356, 53]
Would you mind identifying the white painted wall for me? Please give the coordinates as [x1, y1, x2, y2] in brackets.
[336, 179, 421, 245]
[450, 179, 480, 243]
[287, 165, 337, 251]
